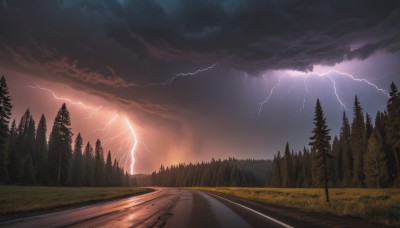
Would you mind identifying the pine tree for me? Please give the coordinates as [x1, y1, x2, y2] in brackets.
[269, 152, 282, 187]
[48, 103, 73, 186]
[365, 113, 373, 140]
[8, 120, 23, 183]
[376, 111, 397, 184]
[36, 114, 48, 184]
[94, 139, 105, 186]
[17, 109, 37, 184]
[364, 128, 388, 188]
[373, 111, 396, 186]
[70, 133, 83, 186]
[106, 150, 112, 186]
[295, 151, 304, 187]
[309, 100, 333, 204]
[351, 96, 366, 187]
[0, 76, 12, 182]
[282, 142, 294, 188]
[112, 159, 118, 186]
[386, 82, 400, 181]
[84, 141, 94, 186]
[332, 136, 342, 186]
[340, 112, 352, 187]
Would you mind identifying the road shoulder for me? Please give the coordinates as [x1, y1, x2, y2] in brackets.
[204, 191, 386, 228]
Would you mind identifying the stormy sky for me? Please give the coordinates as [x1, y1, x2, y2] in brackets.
[1, 0, 400, 173]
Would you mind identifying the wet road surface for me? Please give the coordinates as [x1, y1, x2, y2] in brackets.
[1, 188, 293, 228]
[1, 188, 383, 227]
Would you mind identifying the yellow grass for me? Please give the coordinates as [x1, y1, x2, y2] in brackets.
[193, 187, 400, 226]
[0, 185, 153, 214]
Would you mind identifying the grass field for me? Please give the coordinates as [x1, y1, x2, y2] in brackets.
[0, 185, 153, 215]
[194, 187, 400, 226]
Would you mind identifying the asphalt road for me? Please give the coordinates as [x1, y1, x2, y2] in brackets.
[0, 188, 381, 228]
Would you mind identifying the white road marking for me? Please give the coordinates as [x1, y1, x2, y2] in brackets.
[208, 193, 294, 228]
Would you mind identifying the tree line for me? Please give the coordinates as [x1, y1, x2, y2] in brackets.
[146, 82, 400, 189]
[149, 158, 272, 187]
[4, 73, 398, 189]
[269, 82, 400, 189]
[0, 76, 135, 187]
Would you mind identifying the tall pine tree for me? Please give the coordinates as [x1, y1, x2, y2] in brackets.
[48, 103, 73, 186]
[332, 136, 342, 187]
[70, 133, 83, 186]
[36, 114, 48, 184]
[17, 109, 36, 184]
[106, 150, 113, 187]
[94, 139, 105, 186]
[351, 96, 366, 187]
[0, 76, 12, 182]
[386, 82, 400, 182]
[309, 100, 333, 204]
[282, 142, 294, 188]
[340, 112, 352, 187]
[84, 141, 95, 186]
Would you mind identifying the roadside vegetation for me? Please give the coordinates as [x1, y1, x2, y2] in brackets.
[0, 185, 152, 215]
[196, 187, 400, 226]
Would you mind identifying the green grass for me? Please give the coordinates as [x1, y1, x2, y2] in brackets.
[0, 185, 153, 214]
[193, 187, 400, 226]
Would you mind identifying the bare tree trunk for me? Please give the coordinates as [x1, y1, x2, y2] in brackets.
[324, 179, 330, 204]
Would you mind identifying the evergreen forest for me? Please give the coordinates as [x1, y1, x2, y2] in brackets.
[0, 76, 135, 187]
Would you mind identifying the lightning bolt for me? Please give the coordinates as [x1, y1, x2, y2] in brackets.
[299, 77, 309, 114]
[28, 85, 100, 110]
[258, 76, 284, 116]
[27, 84, 140, 174]
[144, 63, 217, 87]
[328, 75, 347, 110]
[126, 119, 138, 175]
[318, 70, 389, 97]
[258, 69, 388, 117]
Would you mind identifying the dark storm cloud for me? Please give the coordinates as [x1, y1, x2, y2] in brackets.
[1, 0, 400, 82]
[0, 1, 399, 133]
